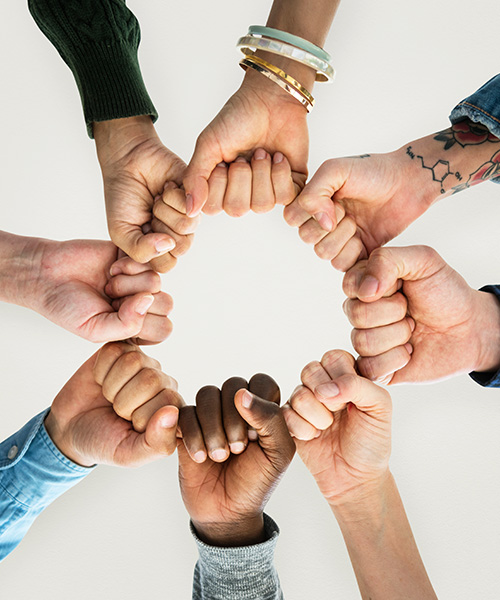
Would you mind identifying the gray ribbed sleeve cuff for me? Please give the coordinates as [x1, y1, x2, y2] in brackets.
[191, 514, 284, 600]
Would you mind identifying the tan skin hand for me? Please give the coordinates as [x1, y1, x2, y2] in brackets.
[45, 343, 183, 469]
[94, 116, 188, 273]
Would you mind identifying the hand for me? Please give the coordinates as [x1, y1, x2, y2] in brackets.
[197, 148, 297, 217]
[45, 342, 184, 468]
[94, 116, 189, 272]
[283, 350, 391, 505]
[284, 151, 432, 271]
[31, 238, 173, 344]
[184, 70, 308, 217]
[342, 245, 500, 383]
[177, 374, 295, 546]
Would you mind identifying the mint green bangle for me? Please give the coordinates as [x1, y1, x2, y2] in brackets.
[248, 25, 331, 63]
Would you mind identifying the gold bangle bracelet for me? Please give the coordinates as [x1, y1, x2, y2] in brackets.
[243, 54, 315, 107]
[239, 58, 314, 113]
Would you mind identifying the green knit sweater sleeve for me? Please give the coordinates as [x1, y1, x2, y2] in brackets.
[28, 0, 158, 138]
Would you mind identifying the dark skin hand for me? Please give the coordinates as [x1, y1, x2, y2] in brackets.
[177, 374, 295, 547]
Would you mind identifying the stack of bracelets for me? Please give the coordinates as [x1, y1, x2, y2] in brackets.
[237, 25, 334, 113]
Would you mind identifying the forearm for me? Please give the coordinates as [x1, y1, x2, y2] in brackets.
[28, 0, 157, 137]
[331, 472, 437, 600]
[398, 120, 500, 208]
[245, 0, 340, 93]
[191, 514, 283, 600]
[0, 411, 92, 560]
[0, 231, 43, 309]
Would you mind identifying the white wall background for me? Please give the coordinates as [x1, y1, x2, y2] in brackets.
[1, 0, 500, 598]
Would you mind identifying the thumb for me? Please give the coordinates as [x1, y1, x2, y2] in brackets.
[142, 405, 179, 457]
[81, 294, 153, 343]
[344, 245, 446, 302]
[296, 159, 349, 232]
[184, 133, 223, 217]
[234, 390, 295, 469]
[125, 405, 179, 466]
[113, 225, 176, 266]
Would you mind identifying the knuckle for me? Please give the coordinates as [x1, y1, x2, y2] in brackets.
[322, 349, 355, 372]
[120, 350, 144, 371]
[351, 328, 370, 354]
[314, 241, 332, 261]
[357, 357, 378, 381]
[290, 387, 311, 410]
[170, 234, 194, 257]
[140, 367, 163, 389]
[300, 361, 323, 384]
[113, 400, 131, 421]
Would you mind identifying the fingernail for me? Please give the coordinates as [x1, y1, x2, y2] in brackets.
[159, 411, 177, 428]
[229, 441, 246, 454]
[186, 193, 194, 215]
[241, 390, 253, 409]
[109, 265, 122, 277]
[164, 181, 176, 190]
[358, 275, 379, 299]
[314, 430, 322, 439]
[211, 449, 228, 462]
[248, 429, 258, 441]
[254, 148, 267, 160]
[135, 294, 154, 315]
[314, 212, 334, 231]
[155, 238, 175, 254]
[408, 318, 416, 332]
[315, 382, 340, 398]
[193, 450, 206, 463]
[216, 161, 227, 168]
[273, 152, 284, 164]
[154, 195, 161, 202]
[405, 343, 414, 355]
[235, 156, 247, 163]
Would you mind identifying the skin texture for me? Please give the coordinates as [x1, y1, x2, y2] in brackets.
[283, 349, 437, 600]
[0, 232, 173, 344]
[183, 0, 340, 217]
[178, 374, 295, 547]
[94, 116, 191, 273]
[284, 121, 500, 271]
[342, 245, 500, 384]
[45, 342, 184, 468]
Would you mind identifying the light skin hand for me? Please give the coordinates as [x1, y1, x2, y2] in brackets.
[283, 349, 437, 600]
[284, 120, 500, 271]
[44, 342, 184, 468]
[183, 0, 340, 217]
[178, 374, 295, 547]
[342, 245, 500, 384]
[0, 232, 173, 344]
[201, 149, 298, 217]
[94, 116, 187, 273]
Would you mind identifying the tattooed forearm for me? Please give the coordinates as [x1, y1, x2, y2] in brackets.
[451, 149, 500, 194]
[434, 119, 498, 150]
[406, 146, 462, 194]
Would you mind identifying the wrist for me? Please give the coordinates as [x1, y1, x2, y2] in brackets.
[94, 116, 159, 167]
[472, 290, 500, 373]
[192, 514, 266, 547]
[0, 231, 46, 310]
[328, 469, 393, 517]
[44, 411, 94, 468]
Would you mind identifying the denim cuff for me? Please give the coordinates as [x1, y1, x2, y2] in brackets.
[450, 74, 500, 139]
[469, 285, 500, 388]
[191, 514, 283, 600]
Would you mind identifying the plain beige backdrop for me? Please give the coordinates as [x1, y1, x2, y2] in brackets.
[1, 0, 500, 598]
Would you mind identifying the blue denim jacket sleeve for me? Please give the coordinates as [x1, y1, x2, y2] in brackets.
[469, 285, 500, 388]
[449, 74, 500, 139]
[0, 409, 93, 560]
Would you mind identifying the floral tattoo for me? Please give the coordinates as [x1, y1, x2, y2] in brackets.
[451, 149, 500, 194]
[434, 119, 498, 150]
